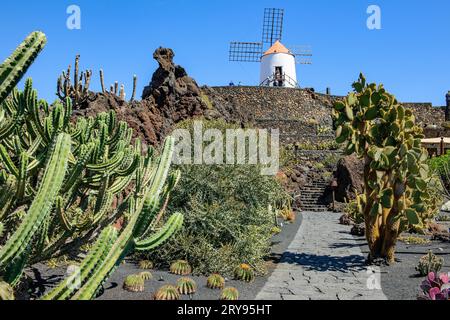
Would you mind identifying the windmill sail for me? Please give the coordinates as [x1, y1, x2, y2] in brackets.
[262, 8, 284, 45]
[229, 42, 263, 62]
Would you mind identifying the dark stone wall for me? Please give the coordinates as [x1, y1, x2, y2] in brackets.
[209, 86, 447, 144]
[403, 103, 445, 127]
[209, 86, 339, 144]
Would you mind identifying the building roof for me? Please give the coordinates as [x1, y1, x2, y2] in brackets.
[263, 40, 293, 56]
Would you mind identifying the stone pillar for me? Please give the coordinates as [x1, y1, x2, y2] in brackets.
[446, 91, 450, 121]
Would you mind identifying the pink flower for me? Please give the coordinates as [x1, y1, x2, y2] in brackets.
[429, 287, 441, 300]
[439, 273, 449, 284]
[428, 272, 436, 282]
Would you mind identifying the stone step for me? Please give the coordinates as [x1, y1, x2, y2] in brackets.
[301, 207, 328, 212]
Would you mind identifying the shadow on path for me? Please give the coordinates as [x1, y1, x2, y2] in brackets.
[280, 252, 367, 273]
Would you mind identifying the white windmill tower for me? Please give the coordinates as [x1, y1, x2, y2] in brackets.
[229, 8, 312, 88]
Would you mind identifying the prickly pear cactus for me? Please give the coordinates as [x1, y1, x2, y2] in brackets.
[333, 74, 436, 263]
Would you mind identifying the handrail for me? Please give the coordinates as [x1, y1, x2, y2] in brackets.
[260, 72, 299, 88]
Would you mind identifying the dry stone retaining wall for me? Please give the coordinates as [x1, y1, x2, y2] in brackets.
[209, 86, 447, 145]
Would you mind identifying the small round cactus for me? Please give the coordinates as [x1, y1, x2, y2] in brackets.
[220, 287, 239, 301]
[154, 285, 180, 300]
[138, 260, 154, 270]
[0, 281, 14, 301]
[177, 277, 197, 295]
[271, 226, 282, 235]
[234, 264, 255, 282]
[139, 271, 153, 281]
[207, 273, 225, 289]
[123, 274, 145, 292]
[170, 260, 192, 275]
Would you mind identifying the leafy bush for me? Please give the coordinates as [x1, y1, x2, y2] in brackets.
[145, 119, 290, 275]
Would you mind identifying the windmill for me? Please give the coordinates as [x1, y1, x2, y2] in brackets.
[229, 8, 312, 88]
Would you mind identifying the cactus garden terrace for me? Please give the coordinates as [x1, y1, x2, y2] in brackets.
[0, 30, 449, 304]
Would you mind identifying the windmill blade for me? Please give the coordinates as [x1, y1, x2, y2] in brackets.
[229, 42, 263, 62]
[289, 45, 313, 65]
[262, 8, 284, 45]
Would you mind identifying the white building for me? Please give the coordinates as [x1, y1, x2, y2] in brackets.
[259, 40, 298, 88]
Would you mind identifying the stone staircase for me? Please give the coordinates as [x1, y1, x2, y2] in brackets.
[299, 178, 329, 212]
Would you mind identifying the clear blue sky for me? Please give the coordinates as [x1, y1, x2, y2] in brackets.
[1, 0, 449, 105]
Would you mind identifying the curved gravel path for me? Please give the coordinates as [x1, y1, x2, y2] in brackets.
[256, 212, 387, 300]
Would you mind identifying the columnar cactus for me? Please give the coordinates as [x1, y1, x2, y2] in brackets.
[0, 31, 46, 105]
[0, 80, 183, 291]
[0, 133, 71, 284]
[0, 32, 184, 298]
[333, 74, 435, 263]
[42, 138, 183, 300]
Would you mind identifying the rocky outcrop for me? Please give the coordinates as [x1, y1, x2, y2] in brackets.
[74, 47, 244, 147]
[334, 155, 364, 202]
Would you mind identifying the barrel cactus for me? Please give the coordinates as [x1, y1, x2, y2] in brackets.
[154, 285, 180, 301]
[170, 260, 192, 276]
[234, 264, 255, 282]
[177, 277, 197, 295]
[333, 74, 436, 263]
[139, 271, 153, 281]
[138, 260, 154, 270]
[207, 273, 225, 289]
[123, 274, 145, 293]
[0, 280, 14, 300]
[220, 287, 239, 301]
[416, 251, 444, 276]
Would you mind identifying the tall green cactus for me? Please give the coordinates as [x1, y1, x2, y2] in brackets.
[0, 133, 71, 273]
[43, 138, 183, 300]
[0, 78, 183, 286]
[333, 74, 434, 263]
[0, 32, 46, 105]
[0, 32, 184, 295]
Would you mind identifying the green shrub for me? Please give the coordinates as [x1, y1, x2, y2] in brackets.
[145, 119, 290, 275]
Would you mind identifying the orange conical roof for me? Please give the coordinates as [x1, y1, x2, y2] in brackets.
[263, 40, 292, 56]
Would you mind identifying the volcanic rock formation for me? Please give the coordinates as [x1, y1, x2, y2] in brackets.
[74, 47, 245, 147]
